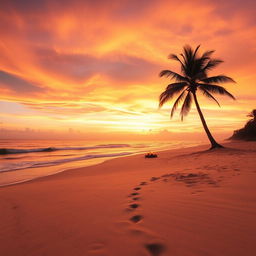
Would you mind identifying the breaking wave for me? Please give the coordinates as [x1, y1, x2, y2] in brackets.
[0, 144, 130, 155]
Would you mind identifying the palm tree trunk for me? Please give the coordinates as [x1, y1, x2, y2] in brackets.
[192, 92, 223, 149]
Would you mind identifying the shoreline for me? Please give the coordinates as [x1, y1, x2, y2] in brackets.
[0, 141, 204, 188]
[0, 140, 255, 256]
[0, 153, 131, 188]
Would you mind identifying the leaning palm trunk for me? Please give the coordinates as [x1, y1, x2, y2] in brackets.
[192, 92, 223, 149]
[159, 45, 236, 150]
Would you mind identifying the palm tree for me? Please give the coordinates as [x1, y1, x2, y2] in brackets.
[247, 109, 256, 123]
[159, 45, 236, 149]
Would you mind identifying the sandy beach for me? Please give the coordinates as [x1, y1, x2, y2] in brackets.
[0, 141, 256, 256]
[1, 0, 256, 255]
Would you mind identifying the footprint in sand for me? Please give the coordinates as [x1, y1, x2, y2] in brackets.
[130, 215, 143, 223]
[140, 181, 148, 186]
[145, 243, 166, 256]
[129, 192, 139, 197]
[134, 187, 141, 191]
[150, 177, 160, 182]
[129, 203, 139, 209]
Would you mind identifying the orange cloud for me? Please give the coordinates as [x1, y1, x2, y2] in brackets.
[0, 0, 255, 138]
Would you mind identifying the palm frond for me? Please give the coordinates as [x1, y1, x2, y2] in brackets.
[201, 75, 235, 84]
[193, 71, 207, 80]
[180, 55, 191, 77]
[168, 54, 181, 62]
[159, 70, 188, 82]
[192, 45, 201, 59]
[198, 83, 236, 100]
[170, 89, 187, 118]
[166, 82, 187, 91]
[192, 49, 215, 76]
[159, 83, 187, 107]
[198, 87, 220, 106]
[247, 109, 256, 118]
[180, 92, 193, 121]
[201, 50, 215, 59]
[192, 57, 209, 77]
[168, 54, 186, 72]
[203, 59, 223, 72]
[182, 45, 201, 78]
[180, 53, 187, 65]
[183, 45, 193, 63]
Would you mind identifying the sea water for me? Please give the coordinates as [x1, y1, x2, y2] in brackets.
[0, 139, 201, 186]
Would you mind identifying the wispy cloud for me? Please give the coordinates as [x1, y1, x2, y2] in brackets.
[0, 0, 255, 137]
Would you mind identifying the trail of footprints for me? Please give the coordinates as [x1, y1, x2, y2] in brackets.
[126, 172, 220, 256]
[87, 169, 234, 255]
[127, 176, 168, 256]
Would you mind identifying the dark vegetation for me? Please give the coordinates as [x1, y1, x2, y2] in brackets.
[229, 109, 256, 141]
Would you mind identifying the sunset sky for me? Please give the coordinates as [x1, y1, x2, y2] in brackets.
[0, 0, 255, 140]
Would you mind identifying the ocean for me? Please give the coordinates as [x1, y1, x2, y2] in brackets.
[0, 139, 201, 186]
